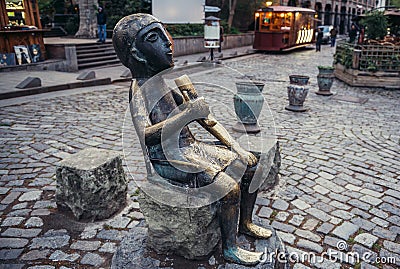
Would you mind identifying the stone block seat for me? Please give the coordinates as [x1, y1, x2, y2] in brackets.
[56, 148, 128, 220]
[138, 177, 221, 259]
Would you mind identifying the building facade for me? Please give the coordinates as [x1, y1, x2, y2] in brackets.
[281, 0, 376, 34]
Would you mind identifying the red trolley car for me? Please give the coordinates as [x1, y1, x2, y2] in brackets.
[253, 6, 317, 51]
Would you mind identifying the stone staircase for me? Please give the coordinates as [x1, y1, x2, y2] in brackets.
[76, 42, 120, 70]
[43, 27, 68, 37]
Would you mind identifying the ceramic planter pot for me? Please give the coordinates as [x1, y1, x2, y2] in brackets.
[285, 85, 308, 112]
[233, 81, 265, 133]
[289, 75, 310, 86]
[316, 74, 334, 95]
[317, 66, 335, 75]
[316, 67, 334, 96]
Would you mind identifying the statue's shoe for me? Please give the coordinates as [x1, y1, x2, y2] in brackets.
[239, 222, 273, 239]
[223, 247, 263, 266]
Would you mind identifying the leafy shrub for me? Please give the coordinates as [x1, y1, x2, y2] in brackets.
[165, 21, 241, 37]
[166, 24, 204, 37]
[107, 15, 125, 31]
[104, 0, 142, 29]
[360, 11, 388, 40]
[220, 20, 241, 34]
[64, 15, 79, 35]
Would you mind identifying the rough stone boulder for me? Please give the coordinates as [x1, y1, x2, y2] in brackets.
[56, 148, 127, 220]
[237, 137, 281, 192]
[137, 179, 221, 259]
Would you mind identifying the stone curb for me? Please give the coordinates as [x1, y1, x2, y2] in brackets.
[0, 77, 112, 100]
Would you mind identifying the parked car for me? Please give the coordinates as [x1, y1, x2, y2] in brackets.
[316, 25, 333, 44]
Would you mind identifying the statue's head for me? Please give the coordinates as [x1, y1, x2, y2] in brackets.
[113, 13, 174, 79]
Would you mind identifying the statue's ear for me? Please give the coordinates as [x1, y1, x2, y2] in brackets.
[130, 46, 146, 64]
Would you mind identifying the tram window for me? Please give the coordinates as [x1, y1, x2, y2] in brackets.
[259, 12, 292, 31]
[284, 13, 292, 27]
[260, 12, 272, 30]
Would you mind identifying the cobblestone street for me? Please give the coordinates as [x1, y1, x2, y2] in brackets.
[1, 45, 399, 269]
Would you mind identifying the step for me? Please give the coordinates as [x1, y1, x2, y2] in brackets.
[76, 46, 114, 53]
[75, 43, 113, 50]
[43, 27, 67, 37]
[73, 41, 120, 69]
[77, 51, 116, 59]
[77, 54, 119, 64]
[76, 47, 115, 55]
[78, 59, 121, 69]
[44, 32, 66, 37]
[76, 47, 115, 54]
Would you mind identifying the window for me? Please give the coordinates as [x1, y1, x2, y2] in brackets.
[260, 12, 292, 31]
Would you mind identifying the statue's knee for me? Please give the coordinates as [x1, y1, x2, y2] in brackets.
[214, 172, 240, 203]
[225, 180, 240, 203]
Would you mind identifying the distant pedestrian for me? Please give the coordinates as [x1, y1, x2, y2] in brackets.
[316, 28, 323, 52]
[349, 24, 357, 44]
[358, 26, 365, 44]
[97, 6, 107, 43]
[330, 27, 337, 47]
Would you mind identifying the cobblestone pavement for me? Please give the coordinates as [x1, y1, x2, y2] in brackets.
[1, 45, 399, 269]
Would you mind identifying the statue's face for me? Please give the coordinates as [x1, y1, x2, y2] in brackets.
[135, 23, 173, 73]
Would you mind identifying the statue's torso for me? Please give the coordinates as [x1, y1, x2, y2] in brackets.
[142, 84, 236, 185]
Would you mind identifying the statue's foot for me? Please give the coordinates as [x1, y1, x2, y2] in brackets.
[223, 246, 263, 265]
[239, 222, 273, 239]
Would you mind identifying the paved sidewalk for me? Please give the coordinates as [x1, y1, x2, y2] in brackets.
[0, 43, 254, 100]
[0, 44, 399, 269]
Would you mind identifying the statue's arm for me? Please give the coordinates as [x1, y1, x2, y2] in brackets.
[144, 97, 210, 146]
[200, 120, 258, 167]
[173, 75, 257, 167]
[171, 88, 185, 106]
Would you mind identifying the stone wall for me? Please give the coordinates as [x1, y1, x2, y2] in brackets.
[173, 33, 254, 56]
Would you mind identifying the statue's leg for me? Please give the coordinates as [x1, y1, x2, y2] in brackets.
[239, 167, 272, 239]
[214, 172, 263, 265]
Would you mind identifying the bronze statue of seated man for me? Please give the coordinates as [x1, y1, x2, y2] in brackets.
[113, 13, 272, 266]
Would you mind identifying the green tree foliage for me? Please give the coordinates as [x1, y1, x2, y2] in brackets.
[391, 0, 400, 8]
[361, 11, 388, 40]
[207, 0, 265, 31]
[38, 0, 78, 21]
[166, 24, 204, 37]
[64, 15, 79, 34]
[38, 0, 55, 18]
[100, 0, 143, 29]
[53, 0, 65, 13]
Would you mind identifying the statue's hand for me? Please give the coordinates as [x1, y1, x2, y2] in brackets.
[185, 97, 210, 120]
[236, 147, 258, 167]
